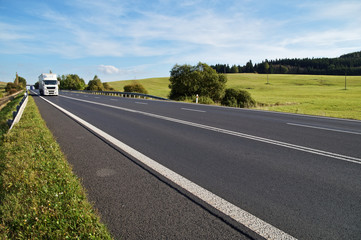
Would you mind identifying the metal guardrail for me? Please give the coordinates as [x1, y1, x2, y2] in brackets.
[8, 91, 28, 131]
[62, 90, 168, 101]
[0, 90, 25, 109]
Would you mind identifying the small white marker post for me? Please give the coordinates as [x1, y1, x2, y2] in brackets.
[196, 94, 199, 104]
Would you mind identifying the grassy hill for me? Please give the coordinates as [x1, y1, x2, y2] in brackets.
[0, 82, 7, 97]
[107, 74, 361, 120]
[108, 77, 170, 98]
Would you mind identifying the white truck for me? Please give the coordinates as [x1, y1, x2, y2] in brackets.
[38, 73, 59, 96]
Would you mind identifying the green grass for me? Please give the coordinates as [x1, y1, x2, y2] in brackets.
[108, 74, 361, 120]
[107, 77, 170, 98]
[0, 82, 7, 98]
[0, 96, 113, 239]
[226, 74, 361, 120]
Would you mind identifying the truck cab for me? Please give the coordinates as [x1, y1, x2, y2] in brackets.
[39, 73, 59, 96]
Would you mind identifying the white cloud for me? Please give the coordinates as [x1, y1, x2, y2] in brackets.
[98, 65, 120, 74]
[0, 22, 32, 41]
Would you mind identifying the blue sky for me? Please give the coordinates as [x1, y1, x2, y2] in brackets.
[1, 0, 360, 84]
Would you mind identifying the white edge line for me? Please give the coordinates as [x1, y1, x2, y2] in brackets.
[38, 94, 296, 240]
[287, 123, 361, 135]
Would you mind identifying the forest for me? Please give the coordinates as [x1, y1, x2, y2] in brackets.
[211, 51, 361, 75]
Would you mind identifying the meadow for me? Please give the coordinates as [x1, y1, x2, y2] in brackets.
[0, 82, 6, 97]
[108, 74, 361, 120]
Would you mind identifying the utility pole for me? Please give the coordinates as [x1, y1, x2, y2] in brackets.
[344, 70, 347, 90]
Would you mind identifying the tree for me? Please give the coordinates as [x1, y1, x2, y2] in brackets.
[264, 61, 270, 84]
[245, 60, 254, 73]
[13, 73, 26, 89]
[87, 75, 104, 91]
[14, 72, 19, 85]
[102, 82, 114, 91]
[231, 65, 239, 73]
[280, 65, 289, 74]
[169, 62, 227, 102]
[59, 74, 86, 90]
[18, 76, 27, 89]
[123, 82, 148, 94]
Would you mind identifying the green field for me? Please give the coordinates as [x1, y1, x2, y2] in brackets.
[0, 82, 7, 97]
[107, 74, 361, 120]
[108, 77, 170, 98]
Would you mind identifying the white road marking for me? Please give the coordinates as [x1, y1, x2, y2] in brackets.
[39, 94, 297, 240]
[287, 122, 361, 135]
[60, 95, 361, 165]
[110, 99, 118, 101]
[181, 108, 206, 113]
[135, 102, 148, 105]
[94, 97, 100, 99]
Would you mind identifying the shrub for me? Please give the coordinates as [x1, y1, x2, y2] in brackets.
[221, 88, 256, 108]
[124, 82, 148, 94]
[198, 95, 215, 105]
[102, 82, 114, 91]
[5, 83, 21, 93]
[8, 89, 18, 95]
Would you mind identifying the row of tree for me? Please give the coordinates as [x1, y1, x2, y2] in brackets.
[211, 51, 361, 75]
[36, 74, 149, 94]
[40, 74, 115, 91]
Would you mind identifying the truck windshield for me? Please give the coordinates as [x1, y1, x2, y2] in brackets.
[44, 80, 57, 85]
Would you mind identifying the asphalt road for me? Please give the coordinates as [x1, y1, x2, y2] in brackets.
[32, 90, 361, 240]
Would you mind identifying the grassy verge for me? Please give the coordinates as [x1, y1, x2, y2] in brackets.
[0, 96, 113, 239]
[107, 74, 361, 120]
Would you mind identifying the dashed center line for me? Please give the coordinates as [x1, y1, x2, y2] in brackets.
[181, 108, 206, 113]
[135, 102, 148, 105]
[287, 122, 361, 135]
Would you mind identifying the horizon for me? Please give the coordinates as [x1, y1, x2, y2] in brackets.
[1, 0, 361, 84]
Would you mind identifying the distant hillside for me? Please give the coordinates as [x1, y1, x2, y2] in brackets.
[212, 51, 361, 75]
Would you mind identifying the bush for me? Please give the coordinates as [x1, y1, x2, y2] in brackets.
[124, 82, 148, 94]
[102, 82, 114, 91]
[5, 83, 21, 93]
[8, 89, 18, 95]
[221, 88, 256, 108]
[198, 95, 215, 105]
